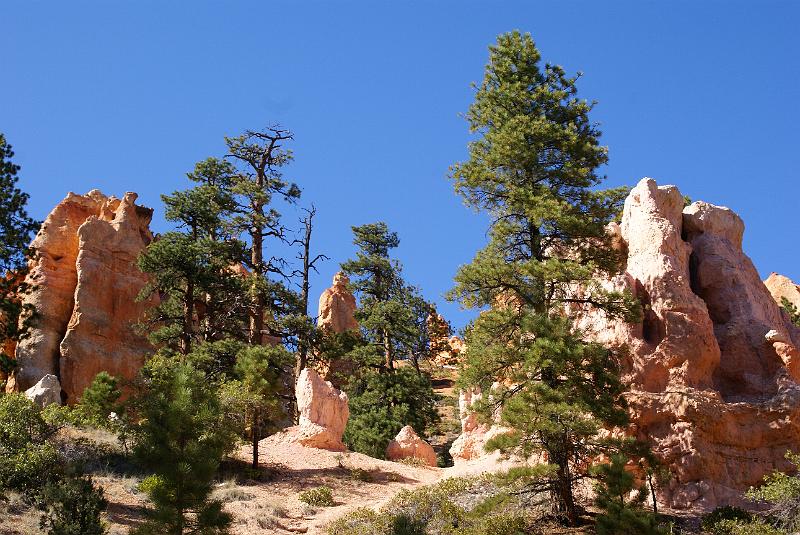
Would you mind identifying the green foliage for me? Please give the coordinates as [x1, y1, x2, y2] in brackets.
[38, 477, 108, 535]
[327, 476, 532, 535]
[702, 507, 753, 534]
[227, 344, 291, 467]
[780, 297, 800, 328]
[344, 367, 439, 459]
[592, 454, 664, 535]
[0, 393, 61, 493]
[130, 356, 234, 534]
[447, 31, 640, 525]
[337, 222, 440, 457]
[0, 134, 39, 379]
[708, 519, 784, 535]
[77, 372, 122, 427]
[298, 486, 334, 506]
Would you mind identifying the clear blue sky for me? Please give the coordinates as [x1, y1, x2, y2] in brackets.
[3, 1, 798, 331]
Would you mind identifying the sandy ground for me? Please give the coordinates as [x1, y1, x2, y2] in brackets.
[223, 435, 513, 535]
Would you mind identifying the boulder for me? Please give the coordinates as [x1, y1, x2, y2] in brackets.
[284, 367, 349, 451]
[13, 191, 154, 403]
[577, 178, 800, 510]
[386, 425, 437, 466]
[24, 374, 61, 407]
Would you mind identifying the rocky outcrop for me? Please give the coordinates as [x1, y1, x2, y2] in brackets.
[449, 386, 510, 464]
[765, 272, 800, 312]
[315, 272, 359, 386]
[13, 191, 154, 403]
[386, 425, 437, 466]
[283, 367, 349, 451]
[317, 272, 358, 333]
[578, 178, 800, 510]
[427, 311, 465, 367]
[24, 374, 61, 407]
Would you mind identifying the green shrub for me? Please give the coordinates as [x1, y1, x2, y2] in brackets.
[327, 507, 393, 535]
[299, 486, 334, 507]
[77, 372, 121, 428]
[702, 506, 752, 533]
[0, 393, 61, 493]
[710, 519, 784, 535]
[38, 477, 107, 535]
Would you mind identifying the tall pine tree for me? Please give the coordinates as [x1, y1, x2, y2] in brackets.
[339, 223, 439, 458]
[448, 31, 639, 524]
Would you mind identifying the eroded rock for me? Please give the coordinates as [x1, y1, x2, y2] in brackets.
[283, 367, 349, 451]
[13, 190, 154, 403]
[24, 374, 61, 407]
[579, 178, 800, 510]
[386, 425, 437, 466]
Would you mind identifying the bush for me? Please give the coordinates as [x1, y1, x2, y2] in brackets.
[77, 372, 121, 427]
[0, 393, 61, 493]
[702, 506, 753, 533]
[299, 486, 334, 507]
[38, 477, 107, 535]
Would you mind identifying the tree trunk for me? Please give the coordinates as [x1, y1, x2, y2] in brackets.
[555, 459, 578, 525]
[181, 279, 194, 356]
[249, 229, 264, 345]
[251, 409, 260, 469]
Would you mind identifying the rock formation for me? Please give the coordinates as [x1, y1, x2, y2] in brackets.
[317, 272, 358, 333]
[386, 425, 438, 466]
[315, 272, 359, 386]
[24, 374, 62, 407]
[283, 367, 349, 451]
[576, 178, 800, 510]
[449, 385, 510, 464]
[427, 311, 465, 367]
[765, 272, 800, 312]
[12, 190, 154, 403]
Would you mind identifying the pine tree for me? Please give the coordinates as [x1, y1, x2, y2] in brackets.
[138, 159, 246, 355]
[0, 134, 40, 381]
[231, 345, 291, 468]
[131, 356, 234, 535]
[592, 454, 663, 535]
[339, 223, 439, 457]
[224, 127, 302, 345]
[781, 297, 800, 328]
[448, 31, 639, 525]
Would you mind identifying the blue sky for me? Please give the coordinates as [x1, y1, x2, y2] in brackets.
[2, 1, 798, 330]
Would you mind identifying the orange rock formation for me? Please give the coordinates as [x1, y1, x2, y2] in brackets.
[577, 178, 800, 510]
[13, 190, 154, 403]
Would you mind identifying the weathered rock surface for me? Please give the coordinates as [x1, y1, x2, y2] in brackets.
[765, 272, 800, 312]
[283, 367, 349, 451]
[386, 425, 437, 466]
[579, 178, 800, 510]
[317, 272, 358, 333]
[427, 311, 465, 367]
[24, 374, 61, 407]
[13, 191, 154, 403]
[449, 386, 510, 464]
[315, 272, 359, 386]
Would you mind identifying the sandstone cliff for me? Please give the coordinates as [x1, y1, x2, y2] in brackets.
[12, 190, 154, 403]
[576, 178, 800, 510]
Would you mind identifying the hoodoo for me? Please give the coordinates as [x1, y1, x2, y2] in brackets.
[11, 190, 154, 403]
